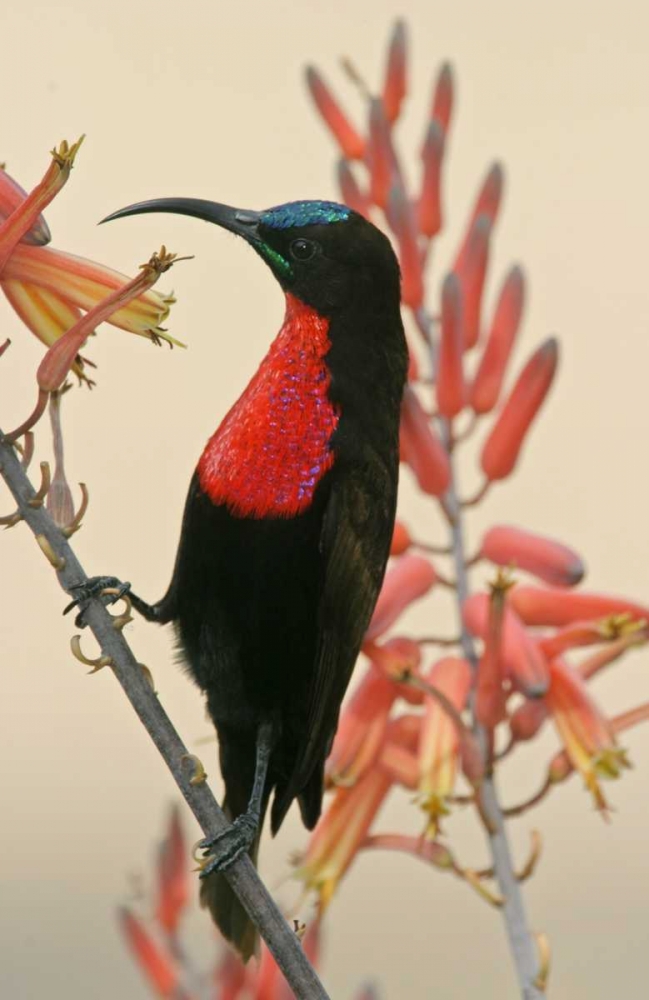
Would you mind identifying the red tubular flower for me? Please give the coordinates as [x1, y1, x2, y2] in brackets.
[364, 553, 437, 642]
[470, 265, 525, 414]
[510, 585, 649, 628]
[0, 165, 50, 245]
[382, 19, 408, 123]
[436, 273, 466, 417]
[305, 66, 365, 160]
[509, 698, 548, 742]
[368, 99, 395, 210]
[455, 215, 491, 349]
[400, 386, 451, 496]
[539, 616, 645, 658]
[118, 908, 179, 999]
[297, 766, 392, 910]
[365, 635, 424, 705]
[544, 659, 630, 812]
[463, 592, 549, 696]
[326, 664, 398, 786]
[417, 122, 444, 237]
[430, 62, 454, 135]
[388, 186, 424, 309]
[155, 805, 188, 938]
[337, 159, 372, 217]
[0, 147, 178, 385]
[389, 520, 412, 556]
[298, 714, 422, 907]
[454, 163, 503, 276]
[475, 574, 510, 729]
[213, 950, 247, 1000]
[480, 337, 559, 482]
[417, 656, 472, 836]
[481, 524, 585, 588]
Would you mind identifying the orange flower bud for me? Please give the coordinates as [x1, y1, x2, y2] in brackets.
[382, 19, 408, 123]
[118, 908, 178, 998]
[417, 656, 472, 837]
[455, 215, 491, 349]
[326, 665, 397, 787]
[368, 99, 394, 210]
[417, 121, 444, 237]
[470, 265, 525, 414]
[475, 573, 510, 729]
[436, 273, 466, 417]
[390, 520, 412, 556]
[480, 338, 559, 481]
[365, 636, 424, 705]
[400, 386, 451, 496]
[337, 159, 371, 217]
[155, 805, 188, 937]
[463, 592, 549, 696]
[365, 554, 437, 642]
[544, 658, 630, 812]
[305, 67, 365, 160]
[510, 585, 649, 628]
[214, 949, 247, 999]
[389, 187, 424, 309]
[454, 163, 503, 277]
[430, 62, 454, 135]
[481, 524, 585, 588]
[509, 698, 548, 742]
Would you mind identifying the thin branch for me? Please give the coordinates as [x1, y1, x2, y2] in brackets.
[0, 430, 329, 1000]
[439, 410, 544, 999]
[413, 293, 542, 996]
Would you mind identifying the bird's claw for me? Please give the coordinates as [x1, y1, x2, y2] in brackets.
[64, 575, 131, 627]
[199, 813, 258, 877]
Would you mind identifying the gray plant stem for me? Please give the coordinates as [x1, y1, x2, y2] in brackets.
[440, 417, 544, 999]
[0, 431, 329, 1000]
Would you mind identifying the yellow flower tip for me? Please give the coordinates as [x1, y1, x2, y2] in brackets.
[597, 613, 647, 641]
[593, 746, 631, 779]
[147, 327, 187, 349]
[488, 565, 516, 596]
[139, 246, 194, 278]
[50, 135, 85, 170]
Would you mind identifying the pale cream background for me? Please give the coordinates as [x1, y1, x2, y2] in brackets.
[1, 1, 648, 997]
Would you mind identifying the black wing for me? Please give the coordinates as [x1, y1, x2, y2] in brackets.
[270, 448, 397, 831]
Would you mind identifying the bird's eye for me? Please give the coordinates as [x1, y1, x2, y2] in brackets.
[290, 238, 317, 261]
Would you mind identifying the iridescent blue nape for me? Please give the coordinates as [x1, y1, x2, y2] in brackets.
[260, 200, 351, 230]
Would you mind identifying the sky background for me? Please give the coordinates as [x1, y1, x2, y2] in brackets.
[1, 1, 648, 997]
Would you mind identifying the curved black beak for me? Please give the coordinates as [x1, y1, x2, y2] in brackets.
[100, 198, 261, 244]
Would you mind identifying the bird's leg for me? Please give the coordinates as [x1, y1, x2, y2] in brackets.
[199, 720, 275, 877]
[63, 576, 171, 626]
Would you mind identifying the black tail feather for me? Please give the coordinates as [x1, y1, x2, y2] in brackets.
[200, 794, 267, 962]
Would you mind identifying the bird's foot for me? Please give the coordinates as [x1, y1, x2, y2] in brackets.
[199, 813, 259, 877]
[64, 576, 131, 627]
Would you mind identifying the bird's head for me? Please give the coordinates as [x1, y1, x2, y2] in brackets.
[101, 197, 401, 317]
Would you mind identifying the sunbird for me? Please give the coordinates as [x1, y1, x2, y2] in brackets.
[69, 197, 407, 959]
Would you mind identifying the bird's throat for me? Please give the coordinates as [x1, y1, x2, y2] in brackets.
[197, 294, 340, 518]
